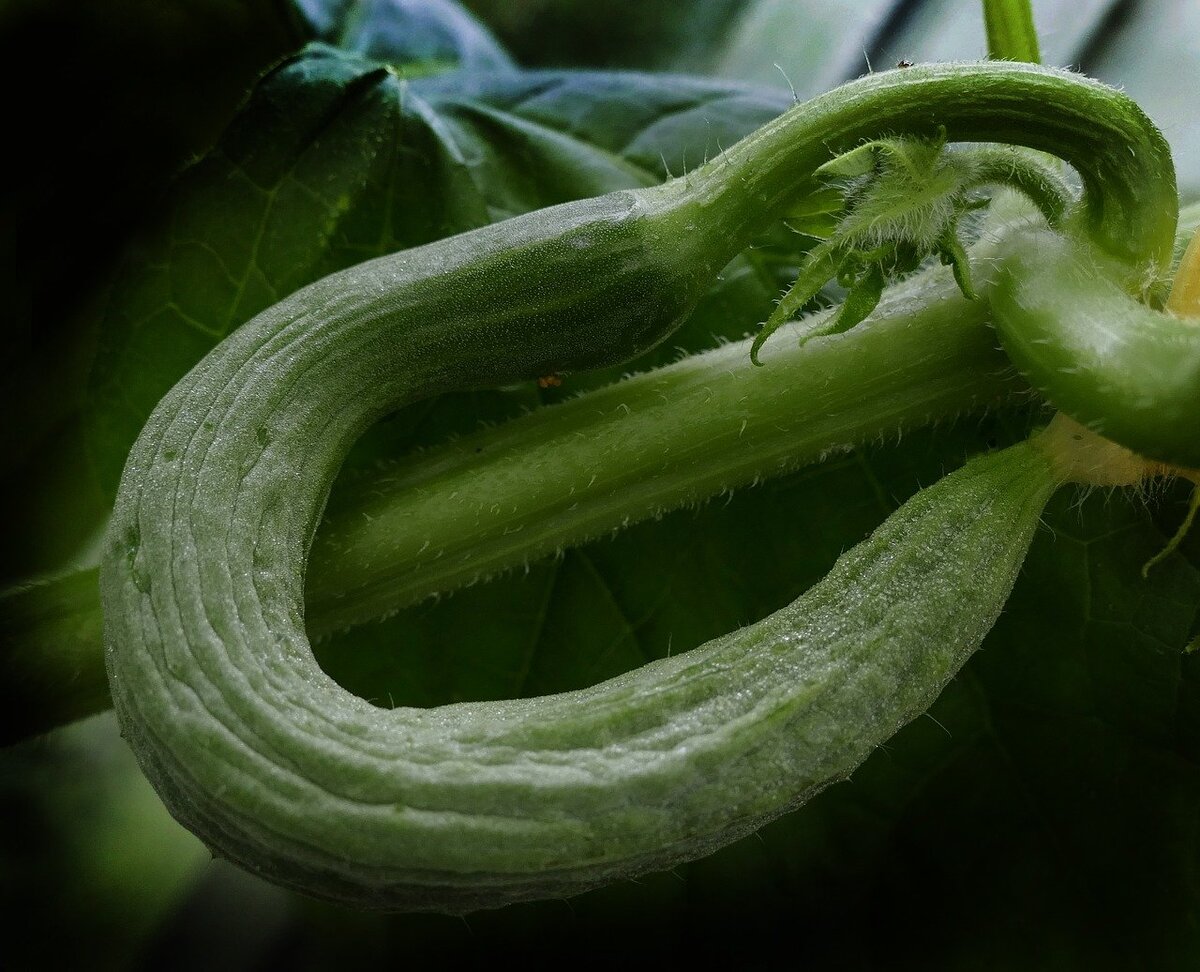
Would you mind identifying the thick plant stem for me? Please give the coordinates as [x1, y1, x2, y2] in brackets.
[2, 259, 1018, 743]
[983, 0, 1041, 63]
[306, 262, 1016, 632]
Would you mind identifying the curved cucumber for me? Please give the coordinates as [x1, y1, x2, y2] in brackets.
[106, 60, 1177, 911]
[105, 267, 1059, 912]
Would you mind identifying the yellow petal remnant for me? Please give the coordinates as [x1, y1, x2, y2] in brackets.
[1034, 413, 1154, 487]
[1167, 227, 1200, 318]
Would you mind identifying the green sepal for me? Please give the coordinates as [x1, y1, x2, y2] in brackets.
[816, 127, 946, 183]
[815, 141, 881, 180]
[782, 184, 846, 237]
[751, 240, 843, 365]
[753, 135, 1076, 365]
[939, 228, 978, 300]
[828, 262, 887, 336]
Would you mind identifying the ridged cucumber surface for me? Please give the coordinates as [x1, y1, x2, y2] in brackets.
[103, 206, 1060, 906]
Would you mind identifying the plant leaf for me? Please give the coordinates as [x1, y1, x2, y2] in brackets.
[84, 45, 797, 496]
[678, 0, 898, 97]
[295, 0, 514, 72]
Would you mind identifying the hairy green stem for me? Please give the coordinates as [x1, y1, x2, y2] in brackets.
[693, 62, 1176, 278]
[991, 225, 1200, 467]
[2, 257, 1018, 743]
[307, 261, 1015, 632]
[983, 0, 1042, 63]
[965, 148, 1068, 224]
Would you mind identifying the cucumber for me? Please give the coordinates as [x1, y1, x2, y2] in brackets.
[104, 59, 1181, 911]
[105, 279, 1059, 910]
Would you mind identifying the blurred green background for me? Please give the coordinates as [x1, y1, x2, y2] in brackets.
[3, 1, 1199, 968]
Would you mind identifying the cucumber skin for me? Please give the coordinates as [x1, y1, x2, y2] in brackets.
[100, 177, 757, 910]
[104, 218, 1059, 910]
[102, 69, 1107, 912]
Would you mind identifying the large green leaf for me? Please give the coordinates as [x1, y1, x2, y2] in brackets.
[0, 0, 306, 582]
[466, 0, 1200, 197]
[670, 0, 898, 97]
[83, 43, 797, 496]
[460, 0, 734, 72]
[295, 0, 514, 71]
